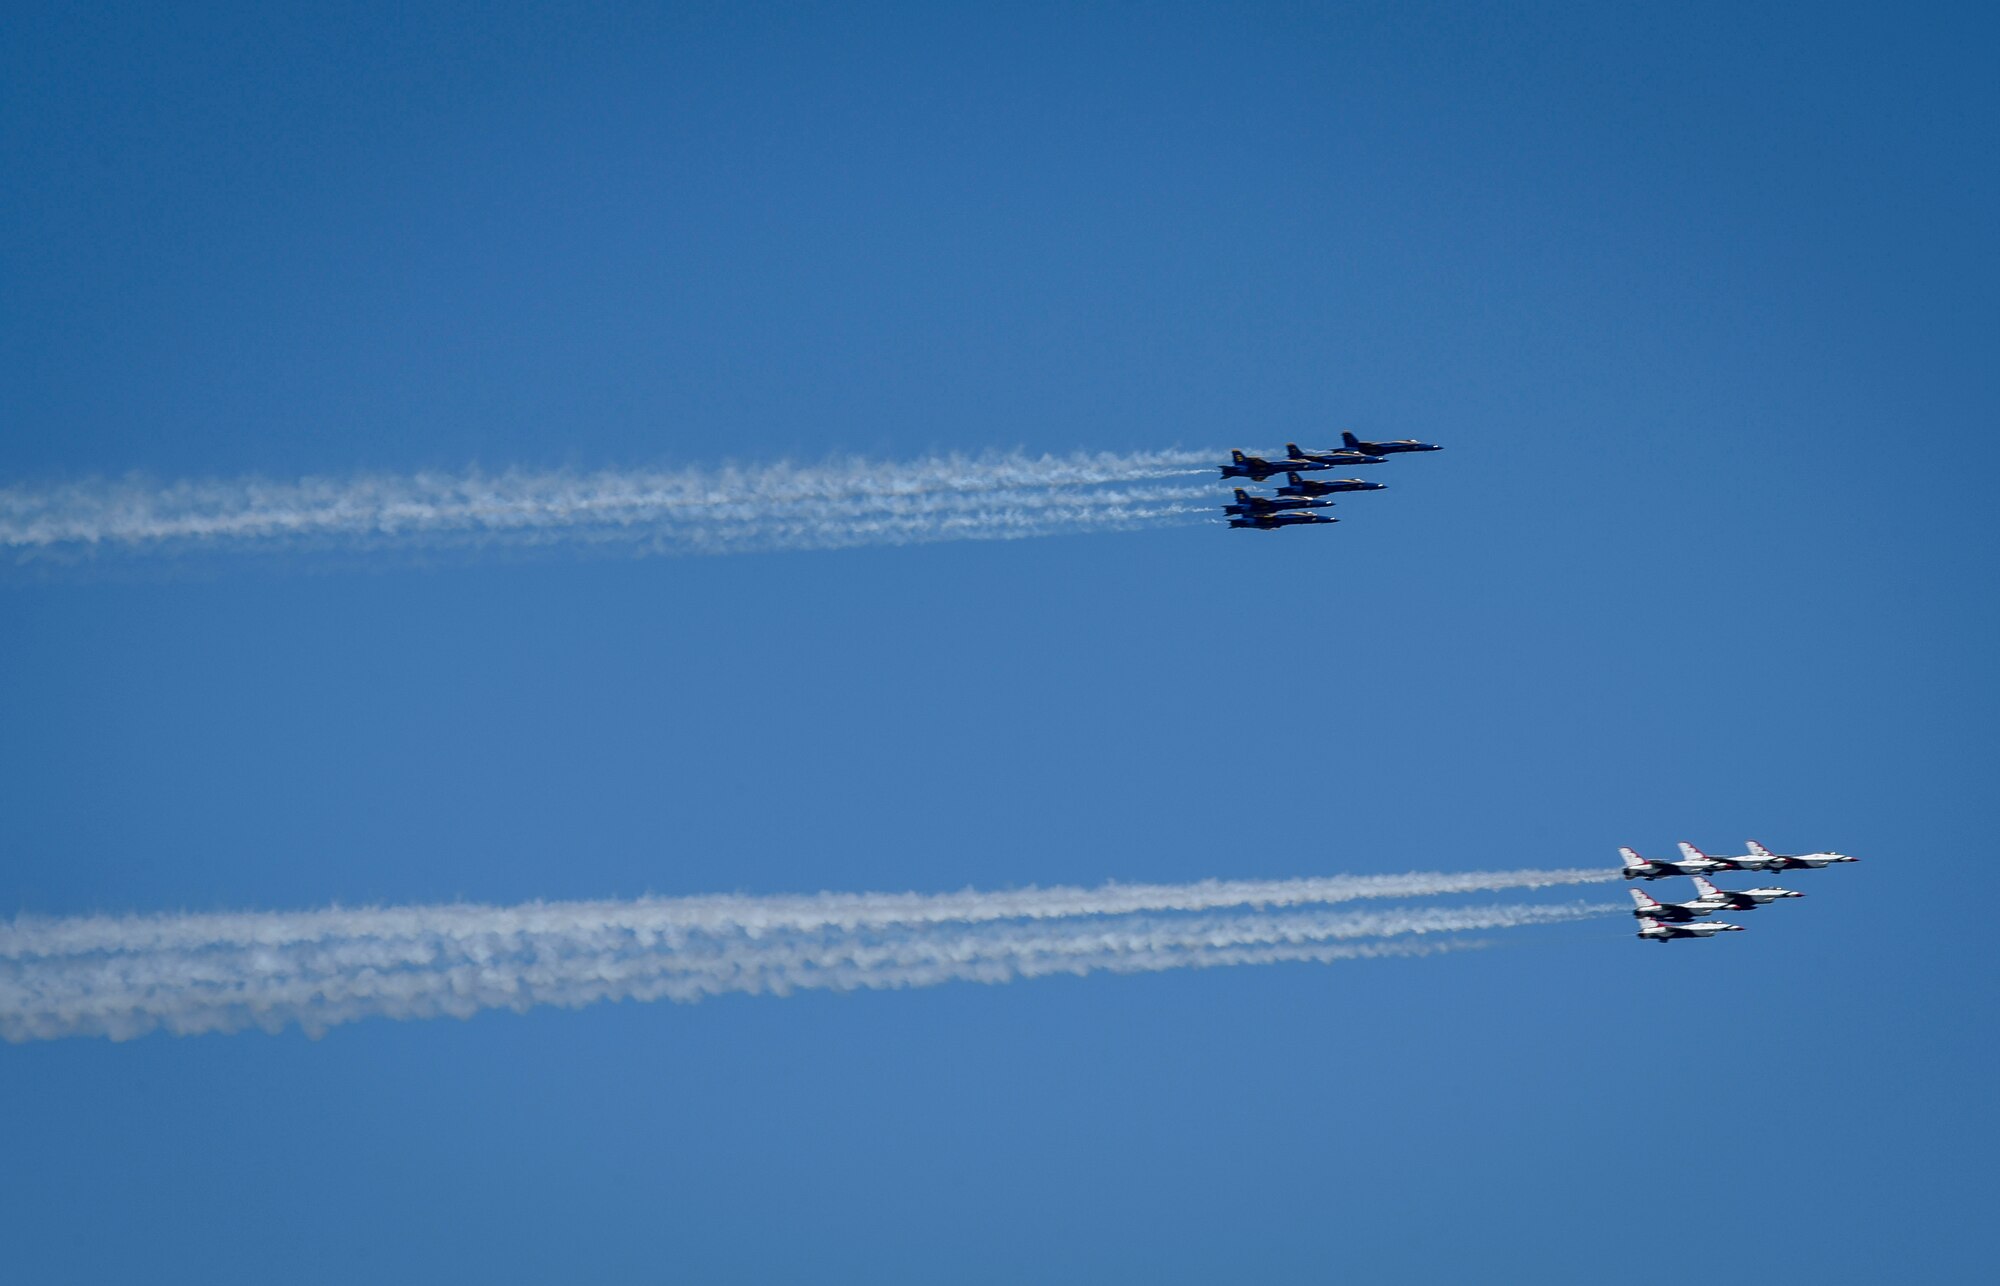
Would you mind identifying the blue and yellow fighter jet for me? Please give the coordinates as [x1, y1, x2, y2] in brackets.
[1227, 510, 1338, 531]
[1284, 442, 1388, 468]
[1220, 449, 1328, 483]
[1340, 430, 1442, 455]
[1276, 471, 1386, 498]
[1222, 488, 1334, 520]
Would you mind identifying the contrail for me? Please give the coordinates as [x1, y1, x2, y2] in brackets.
[0, 448, 1216, 563]
[0, 878, 1619, 1041]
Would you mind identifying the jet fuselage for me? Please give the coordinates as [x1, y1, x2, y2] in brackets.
[1619, 847, 1728, 881]
[1628, 889, 1713, 922]
[1227, 511, 1337, 531]
[1276, 473, 1385, 498]
[1636, 916, 1745, 942]
[1689, 876, 1803, 911]
[1733, 852, 1857, 872]
[1340, 431, 1441, 455]
[1671, 843, 1754, 876]
[1221, 453, 1323, 483]
[1223, 490, 1330, 517]
[1284, 443, 1388, 468]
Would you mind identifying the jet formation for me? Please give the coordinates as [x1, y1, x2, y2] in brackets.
[1621, 840, 1856, 943]
[1219, 433, 1439, 531]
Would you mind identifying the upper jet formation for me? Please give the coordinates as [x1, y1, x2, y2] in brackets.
[1340, 430, 1442, 455]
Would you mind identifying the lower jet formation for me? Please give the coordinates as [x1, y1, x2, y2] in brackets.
[1276, 471, 1385, 498]
[1636, 915, 1744, 943]
[1228, 510, 1337, 531]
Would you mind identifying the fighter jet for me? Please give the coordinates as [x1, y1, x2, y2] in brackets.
[1228, 510, 1338, 531]
[1628, 888, 1717, 923]
[1619, 846, 1738, 881]
[1668, 843, 1759, 875]
[1715, 840, 1859, 873]
[1689, 875, 1803, 911]
[1221, 450, 1331, 483]
[1223, 488, 1333, 519]
[1276, 471, 1386, 498]
[1620, 847, 1681, 881]
[1636, 916, 1745, 943]
[1340, 430, 1442, 455]
[1285, 442, 1388, 468]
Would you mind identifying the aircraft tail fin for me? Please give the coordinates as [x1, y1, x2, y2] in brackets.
[1745, 840, 1774, 858]
[1618, 846, 1648, 874]
[1230, 449, 1247, 463]
[1342, 431, 1361, 450]
[1234, 488, 1250, 503]
[1677, 842, 1711, 864]
[1285, 442, 1306, 458]
[1692, 875, 1722, 898]
[1628, 889, 1658, 909]
[1286, 471, 1304, 486]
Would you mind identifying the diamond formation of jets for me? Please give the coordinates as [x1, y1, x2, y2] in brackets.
[1620, 841, 1853, 943]
[1217, 430, 1435, 533]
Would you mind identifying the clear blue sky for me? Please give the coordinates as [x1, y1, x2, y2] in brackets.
[4, 2, 1996, 1280]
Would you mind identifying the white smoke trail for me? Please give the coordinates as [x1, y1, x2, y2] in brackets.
[0, 935, 1493, 1042]
[0, 449, 1217, 563]
[0, 867, 1617, 960]
[0, 890, 1618, 1042]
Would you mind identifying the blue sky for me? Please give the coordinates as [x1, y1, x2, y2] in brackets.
[4, 2, 1997, 1280]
